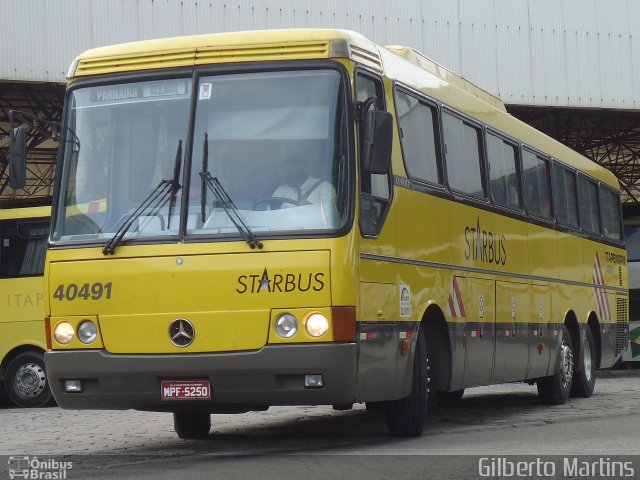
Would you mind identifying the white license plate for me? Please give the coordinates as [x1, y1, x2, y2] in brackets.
[161, 380, 211, 400]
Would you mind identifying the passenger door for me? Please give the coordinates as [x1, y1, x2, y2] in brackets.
[356, 70, 400, 400]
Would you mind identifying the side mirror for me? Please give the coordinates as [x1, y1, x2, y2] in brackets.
[363, 110, 393, 175]
[9, 126, 28, 189]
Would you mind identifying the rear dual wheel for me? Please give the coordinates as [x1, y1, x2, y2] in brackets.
[537, 325, 573, 405]
[571, 327, 596, 398]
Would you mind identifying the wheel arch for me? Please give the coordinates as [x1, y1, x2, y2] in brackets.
[420, 303, 452, 393]
[1, 344, 46, 381]
[564, 310, 580, 355]
[587, 312, 602, 369]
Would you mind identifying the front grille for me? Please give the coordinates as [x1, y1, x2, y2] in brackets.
[75, 41, 331, 77]
[76, 49, 196, 76]
[350, 44, 382, 71]
[196, 41, 330, 64]
[615, 297, 629, 356]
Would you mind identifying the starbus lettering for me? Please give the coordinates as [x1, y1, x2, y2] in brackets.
[236, 268, 325, 294]
[464, 218, 507, 266]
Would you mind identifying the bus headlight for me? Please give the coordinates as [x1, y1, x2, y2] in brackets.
[275, 313, 298, 338]
[54, 321, 75, 344]
[77, 320, 98, 344]
[305, 312, 329, 337]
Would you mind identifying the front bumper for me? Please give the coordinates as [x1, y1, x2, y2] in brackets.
[45, 343, 357, 412]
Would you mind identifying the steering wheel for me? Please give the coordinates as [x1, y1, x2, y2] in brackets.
[253, 197, 308, 210]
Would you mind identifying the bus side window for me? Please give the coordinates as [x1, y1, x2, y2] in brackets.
[553, 164, 579, 228]
[356, 71, 390, 237]
[486, 132, 520, 209]
[523, 149, 553, 220]
[395, 89, 440, 185]
[578, 175, 601, 234]
[0, 220, 48, 278]
[600, 187, 622, 240]
[443, 111, 484, 199]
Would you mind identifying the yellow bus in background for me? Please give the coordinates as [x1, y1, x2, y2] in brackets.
[0, 203, 51, 407]
[33, 29, 627, 438]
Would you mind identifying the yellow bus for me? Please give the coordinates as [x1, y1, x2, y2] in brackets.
[30, 29, 626, 437]
[0, 203, 52, 407]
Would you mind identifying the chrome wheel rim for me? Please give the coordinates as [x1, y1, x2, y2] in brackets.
[559, 340, 573, 388]
[583, 337, 593, 382]
[14, 362, 46, 398]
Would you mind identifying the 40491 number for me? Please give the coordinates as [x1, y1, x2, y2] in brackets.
[53, 282, 112, 301]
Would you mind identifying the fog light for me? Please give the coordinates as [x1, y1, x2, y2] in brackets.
[54, 322, 75, 345]
[77, 320, 98, 344]
[64, 380, 83, 393]
[305, 374, 324, 388]
[305, 312, 329, 337]
[275, 313, 298, 338]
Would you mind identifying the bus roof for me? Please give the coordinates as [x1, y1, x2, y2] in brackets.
[69, 28, 619, 188]
[70, 29, 379, 78]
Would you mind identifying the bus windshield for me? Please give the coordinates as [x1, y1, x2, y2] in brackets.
[52, 69, 349, 244]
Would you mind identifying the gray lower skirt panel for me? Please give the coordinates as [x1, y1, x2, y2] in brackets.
[45, 343, 357, 411]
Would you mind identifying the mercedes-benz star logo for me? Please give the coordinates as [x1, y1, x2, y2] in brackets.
[169, 318, 195, 347]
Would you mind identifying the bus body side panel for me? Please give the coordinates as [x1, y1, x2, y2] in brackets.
[0, 277, 46, 367]
[580, 241, 626, 368]
[492, 213, 530, 383]
[392, 185, 462, 393]
[356, 191, 402, 402]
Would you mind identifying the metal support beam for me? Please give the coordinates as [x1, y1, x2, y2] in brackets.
[508, 106, 640, 203]
[0, 81, 64, 201]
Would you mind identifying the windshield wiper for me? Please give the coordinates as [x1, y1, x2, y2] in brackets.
[166, 140, 183, 229]
[102, 140, 182, 255]
[199, 134, 263, 250]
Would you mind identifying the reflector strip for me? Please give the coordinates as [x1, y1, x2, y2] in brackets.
[593, 252, 611, 320]
[44, 316, 52, 350]
[448, 277, 466, 318]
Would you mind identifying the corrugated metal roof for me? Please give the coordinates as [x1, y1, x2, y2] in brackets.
[2, 0, 639, 109]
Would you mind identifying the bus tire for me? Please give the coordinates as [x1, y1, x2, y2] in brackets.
[436, 389, 464, 402]
[571, 327, 596, 398]
[173, 412, 211, 439]
[385, 326, 430, 437]
[5, 351, 53, 408]
[537, 325, 573, 405]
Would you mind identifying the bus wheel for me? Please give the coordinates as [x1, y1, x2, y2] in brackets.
[385, 327, 430, 437]
[5, 351, 53, 408]
[436, 389, 464, 402]
[537, 325, 573, 405]
[173, 412, 211, 439]
[571, 327, 596, 398]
